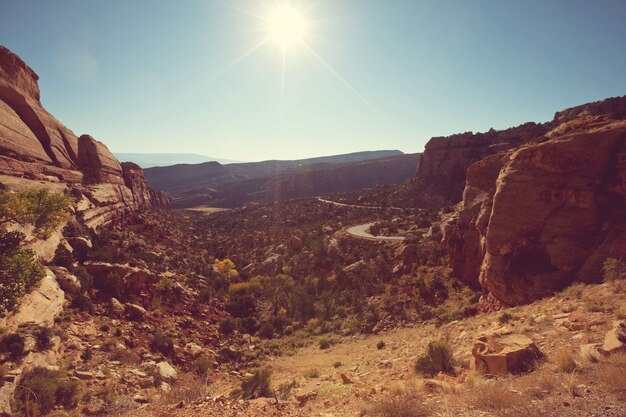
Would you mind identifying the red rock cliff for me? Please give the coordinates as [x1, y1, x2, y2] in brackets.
[0, 44, 170, 232]
[443, 96, 626, 305]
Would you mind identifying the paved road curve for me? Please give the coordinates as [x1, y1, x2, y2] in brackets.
[345, 222, 405, 242]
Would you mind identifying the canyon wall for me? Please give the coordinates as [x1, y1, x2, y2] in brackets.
[0, 45, 169, 252]
[442, 97, 626, 305]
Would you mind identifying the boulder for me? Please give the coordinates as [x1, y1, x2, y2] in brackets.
[109, 298, 125, 317]
[602, 321, 626, 353]
[294, 380, 319, 405]
[1, 270, 65, 332]
[257, 254, 284, 276]
[49, 267, 81, 295]
[471, 333, 542, 375]
[155, 361, 178, 382]
[125, 303, 147, 321]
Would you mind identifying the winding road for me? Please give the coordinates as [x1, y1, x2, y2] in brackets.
[316, 197, 406, 243]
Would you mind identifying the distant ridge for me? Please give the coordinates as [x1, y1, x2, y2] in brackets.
[114, 153, 241, 168]
[144, 150, 419, 208]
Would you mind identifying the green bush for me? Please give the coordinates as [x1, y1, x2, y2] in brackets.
[0, 333, 26, 361]
[603, 258, 626, 282]
[35, 327, 55, 351]
[71, 294, 95, 313]
[414, 340, 455, 378]
[193, 354, 213, 375]
[218, 317, 236, 335]
[150, 331, 174, 356]
[14, 367, 80, 415]
[319, 338, 331, 350]
[258, 322, 274, 339]
[241, 368, 272, 399]
[0, 230, 45, 316]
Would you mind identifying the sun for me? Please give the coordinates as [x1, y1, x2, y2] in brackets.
[265, 3, 308, 49]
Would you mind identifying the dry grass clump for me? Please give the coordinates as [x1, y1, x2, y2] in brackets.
[460, 380, 537, 416]
[368, 394, 430, 417]
[594, 352, 626, 401]
[553, 349, 578, 373]
[414, 340, 455, 378]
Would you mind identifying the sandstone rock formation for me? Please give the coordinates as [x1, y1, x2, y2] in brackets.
[444, 96, 626, 305]
[413, 123, 549, 207]
[471, 333, 542, 375]
[0, 45, 169, 236]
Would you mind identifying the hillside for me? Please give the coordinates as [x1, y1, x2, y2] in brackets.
[114, 153, 241, 168]
[144, 150, 419, 208]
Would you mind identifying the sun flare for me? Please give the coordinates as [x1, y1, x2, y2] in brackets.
[265, 4, 308, 49]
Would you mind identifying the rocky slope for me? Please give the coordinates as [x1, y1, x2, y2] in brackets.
[0, 45, 169, 254]
[443, 96, 626, 305]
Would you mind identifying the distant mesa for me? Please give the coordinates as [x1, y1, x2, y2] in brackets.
[143, 150, 419, 208]
[114, 153, 241, 168]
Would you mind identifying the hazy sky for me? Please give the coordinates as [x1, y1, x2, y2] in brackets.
[1, 0, 626, 161]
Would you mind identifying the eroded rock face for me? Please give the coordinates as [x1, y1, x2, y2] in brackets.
[0, 44, 170, 234]
[444, 96, 626, 305]
[414, 123, 549, 207]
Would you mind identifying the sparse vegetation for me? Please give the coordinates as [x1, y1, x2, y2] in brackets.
[240, 368, 272, 399]
[304, 368, 320, 378]
[368, 394, 430, 417]
[377, 340, 386, 350]
[14, 367, 80, 416]
[603, 258, 626, 282]
[319, 337, 331, 350]
[414, 340, 455, 378]
[554, 349, 578, 373]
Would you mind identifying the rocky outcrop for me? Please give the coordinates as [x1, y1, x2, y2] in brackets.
[444, 96, 626, 305]
[0, 44, 169, 235]
[471, 333, 542, 375]
[413, 123, 549, 207]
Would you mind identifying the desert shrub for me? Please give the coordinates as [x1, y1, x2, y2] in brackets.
[95, 271, 125, 300]
[303, 368, 320, 378]
[35, 327, 55, 351]
[81, 346, 93, 362]
[52, 245, 74, 268]
[193, 355, 213, 375]
[219, 346, 242, 363]
[150, 331, 174, 356]
[0, 189, 73, 315]
[258, 322, 274, 339]
[498, 312, 515, 324]
[197, 286, 212, 302]
[155, 276, 175, 301]
[241, 368, 272, 399]
[73, 266, 93, 293]
[554, 349, 578, 373]
[603, 258, 626, 282]
[377, 340, 386, 350]
[14, 367, 80, 415]
[319, 337, 331, 350]
[0, 231, 45, 316]
[333, 361, 342, 368]
[226, 281, 261, 318]
[368, 394, 430, 417]
[71, 293, 95, 313]
[109, 347, 140, 364]
[414, 340, 455, 378]
[0, 333, 25, 361]
[219, 317, 237, 335]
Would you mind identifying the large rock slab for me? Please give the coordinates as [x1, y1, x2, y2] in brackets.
[1, 269, 65, 332]
[471, 333, 542, 375]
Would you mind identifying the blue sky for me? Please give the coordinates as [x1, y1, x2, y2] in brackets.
[1, 0, 626, 161]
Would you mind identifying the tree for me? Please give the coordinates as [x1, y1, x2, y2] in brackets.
[251, 274, 294, 315]
[0, 189, 73, 316]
